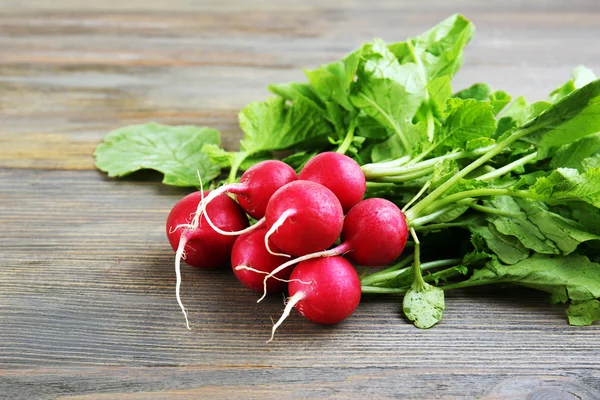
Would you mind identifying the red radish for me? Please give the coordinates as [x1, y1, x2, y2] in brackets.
[339, 198, 408, 266]
[299, 152, 366, 213]
[231, 226, 292, 294]
[258, 198, 407, 301]
[194, 160, 297, 236]
[166, 190, 249, 328]
[269, 256, 361, 342]
[264, 180, 344, 257]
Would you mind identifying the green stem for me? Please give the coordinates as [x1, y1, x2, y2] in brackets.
[439, 279, 494, 291]
[413, 221, 471, 232]
[409, 202, 469, 227]
[227, 152, 250, 184]
[365, 155, 412, 171]
[373, 168, 433, 183]
[362, 145, 495, 178]
[361, 286, 409, 294]
[402, 181, 431, 212]
[417, 188, 545, 219]
[475, 151, 538, 181]
[360, 258, 461, 286]
[410, 227, 426, 289]
[467, 203, 522, 218]
[360, 256, 413, 286]
[422, 266, 465, 284]
[336, 119, 356, 155]
[405, 125, 539, 221]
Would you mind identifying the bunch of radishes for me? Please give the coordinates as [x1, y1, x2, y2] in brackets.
[166, 152, 409, 340]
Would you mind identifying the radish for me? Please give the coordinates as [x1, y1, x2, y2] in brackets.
[258, 198, 408, 301]
[166, 190, 249, 329]
[299, 152, 366, 213]
[194, 160, 297, 236]
[269, 256, 361, 342]
[231, 226, 292, 294]
[264, 180, 344, 257]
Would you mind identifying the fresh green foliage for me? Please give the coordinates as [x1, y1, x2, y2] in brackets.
[403, 282, 445, 328]
[94, 14, 600, 328]
[94, 123, 221, 186]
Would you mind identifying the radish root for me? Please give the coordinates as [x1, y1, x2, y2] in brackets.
[256, 242, 352, 304]
[268, 291, 305, 343]
[264, 209, 295, 258]
[234, 265, 312, 285]
[175, 234, 191, 330]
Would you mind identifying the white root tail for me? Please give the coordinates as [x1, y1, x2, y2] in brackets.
[268, 291, 305, 343]
[190, 183, 238, 229]
[175, 234, 191, 330]
[263, 209, 295, 258]
[256, 242, 351, 304]
[234, 265, 312, 285]
[205, 215, 265, 236]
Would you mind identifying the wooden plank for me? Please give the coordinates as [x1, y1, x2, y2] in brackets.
[1, 170, 599, 399]
[1, 1, 600, 170]
[0, 367, 598, 400]
[2, 0, 600, 398]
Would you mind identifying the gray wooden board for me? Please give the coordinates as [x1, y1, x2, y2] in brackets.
[1, 0, 600, 398]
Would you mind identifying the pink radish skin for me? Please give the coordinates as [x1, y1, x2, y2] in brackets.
[231, 226, 292, 294]
[265, 181, 344, 257]
[299, 152, 366, 213]
[269, 256, 361, 341]
[166, 190, 249, 328]
[166, 191, 249, 268]
[235, 160, 297, 219]
[257, 198, 407, 302]
[340, 198, 408, 266]
[195, 160, 297, 237]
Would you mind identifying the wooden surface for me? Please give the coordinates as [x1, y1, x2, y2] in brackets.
[2, 1, 600, 399]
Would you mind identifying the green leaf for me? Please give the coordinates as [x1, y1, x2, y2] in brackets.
[453, 83, 491, 101]
[304, 49, 361, 111]
[355, 112, 390, 139]
[430, 159, 459, 190]
[94, 123, 221, 187]
[489, 90, 512, 115]
[468, 223, 531, 264]
[549, 66, 597, 103]
[370, 134, 406, 163]
[567, 299, 600, 326]
[460, 253, 600, 304]
[350, 39, 427, 153]
[268, 82, 325, 112]
[495, 96, 529, 137]
[403, 14, 475, 80]
[403, 281, 445, 328]
[550, 132, 600, 172]
[435, 98, 497, 150]
[529, 167, 600, 208]
[239, 97, 334, 154]
[428, 75, 453, 116]
[524, 79, 600, 156]
[517, 199, 600, 255]
[202, 143, 231, 169]
[487, 197, 559, 255]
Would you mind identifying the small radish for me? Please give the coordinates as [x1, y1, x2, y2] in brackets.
[231, 226, 292, 294]
[269, 256, 361, 342]
[339, 198, 409, 266]
[194, 160, 297, 235]
[258, 198, 408, 301]
[166, 190, 249, 328]
[264, 180, 344, 257]
[299, 152, 366, 213]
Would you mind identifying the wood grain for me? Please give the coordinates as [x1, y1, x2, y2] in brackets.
[1, 1, 600, 399]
